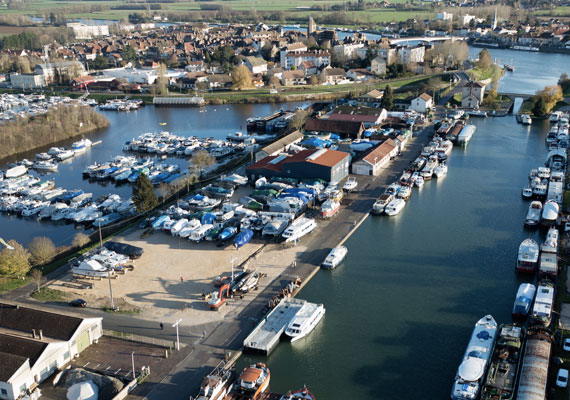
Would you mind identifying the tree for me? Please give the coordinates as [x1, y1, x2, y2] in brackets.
[232, 65, 253, 90]
[482, 88, 497, 107]
[309, 75, 319, 86]
[559, 73, 570, 94]
[72, 232, 90, 248]
[268, 75, 281, 88]
[14, 56, 31, 74]
[0, 240, 30, 277]
[476, 48, 492, 70]
[191, 150, 215, 177]
[534, 85, 563, 114]
[93, 55, 108, 70]
[156, 63, 168, 95]
[532, 96, 547, 118]
[30, 268, 43, 292]
[121, 45, 136, 63]
[133, 174, 158, 213]
[381, 84, 394, 111]
[28, 236, 56, 265]
[289, 110, 308, 131]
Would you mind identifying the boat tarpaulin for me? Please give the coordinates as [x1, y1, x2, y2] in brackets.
[234, 229, 253, 249]
[103, 241, 144, 259]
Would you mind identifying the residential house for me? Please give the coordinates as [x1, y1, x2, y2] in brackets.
[299, 61, 317, 75]
[185, 61, 205, 72]
[346, 68, 376, 82]
[435, 12, 453, 21]
[324, 105, 387, 128]
[67, 23, 109, 39]
[246, 148, 350, 183]
[397, 45, 425, 64]
[0, 303, 102, 400]
[321, 67, 346, 84]
[244, 56, 268, 74]
[410, 93, 433, 113]
[35, 61, 86, 84]
[356, 89, 384, 107]
[208, 74, 232, 89]
[377, 47, 397, 65]
[285, 50, 331, 70]
[281, 70, 306, 86]
[304, 118, 364, 139]
[352, 139, 399, 176]
[332, 43, 365, 60]
[279, 42, 307, 68]
[461, 81, 486, 109]
[371, 56, 387, 75]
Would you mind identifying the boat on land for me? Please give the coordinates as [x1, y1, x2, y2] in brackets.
[524, 201, 542, 227]
[321, 246, 348, 269]
[282, 218, 317, 243]
[231, 363, 270, 400]
[284, 302, 325, 342]
[320, 199, 340, 218]
[480, 324, 525, 400]
[342, 177, 358, 192]
[516, 238, 539, 273]
[450, 315, 497, 400]
[512, 283, 536, 320]
[372, 193, 393, 215]
[384, 198, 406, 216]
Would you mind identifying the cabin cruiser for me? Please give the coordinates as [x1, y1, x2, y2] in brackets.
[33, 160, 58, 172]
[320, 199, 340, 218]
[178, 220, 201, 238]
[541, 227, 559, 254]
[521, 185, 533, 199]
[282, 218, 317, 243]
[530, 281, 554, 327]
[72, 138, 92, 153]
[261, 218, 289, 237]
[551, 111, 562, 122]
[21, 201, 48, 217]
[480, 324, 525, 400]
[35, 152, 52, 161]
[540, 199, 559, 227]
[516, 238, 539, 273]
[512, 283, 536, 320]
[56, 149, 75, 161]
[450, 315, 497, 400]
[521, 114, 532, 125]
[524, 201, 542, 227]
[284, 302, 325, 342]
[321, 246, 348, 269]
[194, 362, 233, 400]
[414, 175, 425, 188]
[372, 193, 393, 215]
[232, 363, 270, 399]
[342, 177, 358, 192]
[434, 163, 448, 178]
[532, 180, 547, 198]
[384, 198, 406, 216]
[396, 185, 412, 200]
[170, 218, 189, 236]
[420, 159, 437, 180]
[537, 167, 551, 179]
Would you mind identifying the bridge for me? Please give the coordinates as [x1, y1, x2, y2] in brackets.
[497, 92, 533, 99]
[389, 36, 465, 45]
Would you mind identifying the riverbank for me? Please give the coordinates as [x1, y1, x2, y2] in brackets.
[0, 105, 109, 161]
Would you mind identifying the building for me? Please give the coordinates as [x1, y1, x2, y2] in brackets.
[244, 56, 268, 75]
[321, 67, 345, 84]
[332, 43, 365, 60]
[299, 61, 317, 75]
[281, 70, 306, 86]
[370, 56, 387, 75]
[35, 61, 86, 84]
[284, 50, 331, 70]
[0, 303, 102, 400]
[67, 23, 109, 39]
[410, 93, 433, 113]
[356, 89, 384, 107]
[185, 61, 205, 72]
[346, 68, 376, 82]
[397, 46, 425, 64]
[255, 130, 304, 161]
[304, 118, 364, 139]
[461, 81, 486, 109]
[246, 148, 350, 183]
[377, 48, 397, 65]
[325, 106, 387, 128]
[280, 42, 307, 68]
[9, 73, 46, 89]
[435, 12, 453, 21]
[308, 16, 316, 36]
[352, 139, 399, 176]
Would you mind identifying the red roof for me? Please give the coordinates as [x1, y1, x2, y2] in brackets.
[246, 149, 349, 172]
[361, 139, 398, 164]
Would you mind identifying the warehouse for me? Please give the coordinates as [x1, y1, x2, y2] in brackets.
[352, 139, 399, 176]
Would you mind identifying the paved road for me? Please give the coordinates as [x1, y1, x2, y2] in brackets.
[1, 124, 434, 400]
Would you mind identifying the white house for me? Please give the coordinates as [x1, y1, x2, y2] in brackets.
[461, 81, 486, 108]
[410, 93, 433, 113]
[9, 73, 46, 89]
[67, 23, 109, 39]
[332, 43, 365, 60]
[244, 56, 268, 75]
[352, 139, 399, 176]
[279, 42, 307, 68]
[397, 45, 425, 64]
[0, 303, 102, 400]
[285, 50, 331, 70]
[435, 12, 453, 21]
[370, 56, 386, 75]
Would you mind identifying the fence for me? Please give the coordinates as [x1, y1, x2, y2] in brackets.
[103, 329, 181, 349]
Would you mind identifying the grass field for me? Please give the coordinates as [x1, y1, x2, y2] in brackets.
[533, 6, 570, 17]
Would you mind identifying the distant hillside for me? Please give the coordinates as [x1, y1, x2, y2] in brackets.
[0, 105, 109, 160]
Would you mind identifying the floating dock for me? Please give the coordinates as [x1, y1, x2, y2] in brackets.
[243, 298, 306, 355]
[153, 96, 205, 106]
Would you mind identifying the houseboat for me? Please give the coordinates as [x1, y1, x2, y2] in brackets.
[538, 252, 557, 280]
[530, 281, 554, 328]
[516, 238, 539, 273]
[540, 199, 559, 228]
[457, 124, 476, 146]
[541, 227, 559, 254]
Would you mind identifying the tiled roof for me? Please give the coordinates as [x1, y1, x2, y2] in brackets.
[361, 139, 398, 164]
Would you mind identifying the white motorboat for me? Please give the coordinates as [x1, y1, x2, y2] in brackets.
[171, 218, 189, 236]
[56, 149, 75, 161]
[72, 138, 93, 153]
[434, 163, 448, 178]
[414, 175, 425, 187]
[532, 181, 547, 198]
[450, 315, 497, 400]
[384, 198, 406, 216]
[537, 167, 551, 179]
[516, 238, 539, 273]
[342, 177, 358, 192]
[320, 199, 340, 218]
[521, 114, 532, 125]
[178, 219, 201, 238]
[396, 185, 412, 200]
[372, 193, 393, 215]
[524, 201, 542, 227]
[195, 362, 233, 400]
[551, 111, 562, 122]
[521, 185, 532, 199]
[261, 218, 289, 237]
[540, 199, 559, 227]
[33, 160, 58, 172]
[541, 227, 559, 254]
[321, 246, 347, 269]
[284, 302, 325, 342]
[282, 217, 317, 243]
[530, 281, 554, 327]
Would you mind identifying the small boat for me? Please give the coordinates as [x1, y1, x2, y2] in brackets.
[56, 149, 75, 161]
[33, 160, 58, 172]
[521, 114, 532, 125]
[384, 198, 406, 216]
[218, 226, 238, 241]
[480, 324, 525, 400]
[320, 199, 340, 218]
[93, 212, 121, 228]
[321, 246, 347, 269]
[541, 227, 559, 254]
[280, 386, 316, 400]
[396, 185, 412, 200]
[237, 271, 260, 294]
[178, 220, 201, 238]
[451, 315, 497, 400]
[434, 163, 448, 178]
[261, 218, 289, 237]
[372, 193, 393, 215]
[284, 302, 325, 342]
[540, 199, 559, 228]
[72, 138, 92, 153]
[234, 229, 253, 248]
[512, 283, 536, 320]
[524, 201, 542, 227]
[170, 218, 189, 236]
[414, 175, 425, 187]
[516, 238, 539, 273]
[342, 177, 358, 192]
[530, 281, 554, 327]
[521, 185, 533, 199]
[232, 363, 270, 399]
[282, 218, 317, 243]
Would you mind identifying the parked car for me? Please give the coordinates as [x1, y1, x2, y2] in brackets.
[557, 369, 569, 388]
[564, 338, 570, 352]
[69, 298, 87, 307]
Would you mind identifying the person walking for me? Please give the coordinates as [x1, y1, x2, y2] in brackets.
[160, 322, 164, 330]
[180, 276, 184, 282]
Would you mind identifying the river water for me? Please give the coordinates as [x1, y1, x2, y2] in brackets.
[238, 48, 567, 398]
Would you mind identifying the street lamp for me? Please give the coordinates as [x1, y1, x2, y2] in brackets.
[172, 319, 182, 351]
[231, 256, 238, 282]
[131, 352, 136, 379]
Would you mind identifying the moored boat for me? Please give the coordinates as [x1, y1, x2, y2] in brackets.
[512, 283, 536, 320]
[480, 324, 525, 400]
[284, 302, 325, 342]
[450, 315, 497, 400]
[231, 363, 270, 400]
[280, 386, 315, 400]
[194, 361, 233, 400]
[539, 199, 559, 228]
[384, 198, 405, 216]
[524, 201, 542, 227]
[372, 193, 392, 215]
[321, 246, 348, 269]
[530, 280, 554, 328]
[515, 238, 539, 273]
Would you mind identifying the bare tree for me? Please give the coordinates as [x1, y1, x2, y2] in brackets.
[28, 236, 56, 266]
[191, 150, 216, 177]
[289, 110, 308, 131]
[30, 268, 43, 292]
[72, 232, 90, 248]
[232, 65, 253, 90]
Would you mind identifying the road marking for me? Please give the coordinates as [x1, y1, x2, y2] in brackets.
[83, 362, 90, 368]
[115, 368, 121, 374]
[94, 364, 101, 369]
[105, 366, 111, 371]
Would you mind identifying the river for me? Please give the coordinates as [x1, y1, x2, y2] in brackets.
[237, 48, 566, 398]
